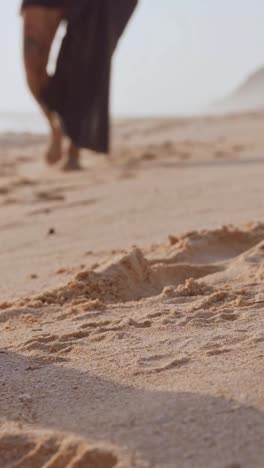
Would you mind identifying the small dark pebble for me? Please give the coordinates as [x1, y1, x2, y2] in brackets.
[30, 274, 38, 279]
[48, 228, 56, 235]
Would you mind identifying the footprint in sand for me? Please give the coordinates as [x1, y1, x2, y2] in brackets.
[12, 177, 38, 188]
[137, 354, 190, 374]
[29, 197, 97, 216]
[35, 190, 65, 202]
[0, 426, 145, 468]
[21, 329, 91, 356]
[202, 332, 253, 357]
[0, 186, 10, 195]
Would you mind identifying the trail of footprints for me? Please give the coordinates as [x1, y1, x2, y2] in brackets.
[17, 282, 257, 376]
[20, 314, 152, 356]
[3, 223, 264, 376]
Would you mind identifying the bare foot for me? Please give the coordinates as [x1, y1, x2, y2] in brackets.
[62, 142, 81, 171]
[62, 156, 82, 171]
[45, 136, 62, 165]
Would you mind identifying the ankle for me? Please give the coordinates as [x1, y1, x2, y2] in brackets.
[68, 142, 80, 160]
[50, 113, 62, 137]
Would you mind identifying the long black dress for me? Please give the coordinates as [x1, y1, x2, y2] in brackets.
[22, 0, 138, 153]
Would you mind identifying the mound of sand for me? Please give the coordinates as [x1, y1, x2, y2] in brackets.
[2, 222, 262, 310]
[214, 66, 264, 113]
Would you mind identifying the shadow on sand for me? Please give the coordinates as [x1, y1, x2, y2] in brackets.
[0, 350, 263, 468]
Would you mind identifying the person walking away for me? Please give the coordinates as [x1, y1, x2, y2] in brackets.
[21, 0, 138, 170]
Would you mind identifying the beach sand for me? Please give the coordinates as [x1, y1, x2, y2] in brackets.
[0, 111, 264, 467]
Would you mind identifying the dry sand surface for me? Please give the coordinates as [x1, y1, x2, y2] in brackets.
[0, 112, 264, 467]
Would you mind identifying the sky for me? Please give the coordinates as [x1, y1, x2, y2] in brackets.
[1, 0, 264, 117]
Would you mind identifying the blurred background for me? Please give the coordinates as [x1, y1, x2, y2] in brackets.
[1, 0, 264, 132]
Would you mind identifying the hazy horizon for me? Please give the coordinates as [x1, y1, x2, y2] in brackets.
[1, 0, 264, 121]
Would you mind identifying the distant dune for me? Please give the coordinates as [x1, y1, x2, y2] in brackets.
[213, 66, 264, 113]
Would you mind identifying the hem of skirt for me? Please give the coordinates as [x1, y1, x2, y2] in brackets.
[62, 120, 110, 155]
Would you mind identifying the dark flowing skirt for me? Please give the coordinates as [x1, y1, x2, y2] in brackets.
[23, 0, 138, 153]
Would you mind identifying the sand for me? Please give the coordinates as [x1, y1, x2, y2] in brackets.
[0, 111, 264, 467]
